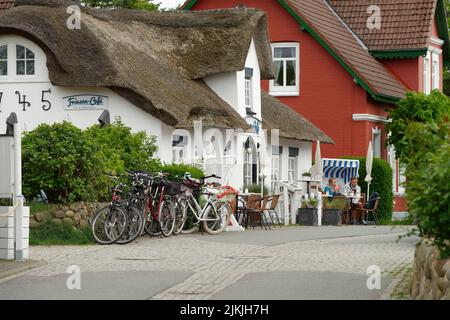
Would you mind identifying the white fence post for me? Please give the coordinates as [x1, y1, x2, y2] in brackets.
[13, 123, 26, 261]
[283, 187, 289, 226]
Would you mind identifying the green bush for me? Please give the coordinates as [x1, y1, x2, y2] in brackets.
[159, 163, 204, 180]
[22, 122, 98, 203]
[84, 121, 159, 200]
[23, 121, 159, 204]
[30, 219, 94, 245]
[343, 157, 393, 221]
[386, 90, 450, 160]
[402, 120, 450, 258]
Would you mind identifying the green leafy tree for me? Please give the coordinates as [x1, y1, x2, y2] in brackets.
[81, 0, 159, 10]
[386, 90, 450, 161]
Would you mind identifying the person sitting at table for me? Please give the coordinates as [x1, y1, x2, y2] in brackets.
[323, 178, 340, 197]
[343, 177, 366, 225]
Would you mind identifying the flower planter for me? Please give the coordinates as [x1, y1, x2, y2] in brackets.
[322, 209, 342, 225]
[297, 208, 318, 226]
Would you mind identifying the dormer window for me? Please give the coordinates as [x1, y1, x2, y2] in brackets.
[16, 45, 35, 75]
[0, 45, 7, 76]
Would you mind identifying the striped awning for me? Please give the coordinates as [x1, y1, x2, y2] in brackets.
[322, 158, 360, 184]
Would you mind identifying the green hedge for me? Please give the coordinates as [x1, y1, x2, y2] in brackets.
[343, 157, 393, 221]
[22, 121, 204, 204]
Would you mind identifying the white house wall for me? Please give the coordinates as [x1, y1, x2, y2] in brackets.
[0, 35, 165, 158]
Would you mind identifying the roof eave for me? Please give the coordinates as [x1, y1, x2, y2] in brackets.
[370, 48, 428, 60]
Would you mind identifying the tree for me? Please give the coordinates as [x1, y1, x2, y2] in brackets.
[81, 0, 159, 10]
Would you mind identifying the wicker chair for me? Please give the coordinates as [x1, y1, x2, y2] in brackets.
[240, 195, 271, 230]
[265, 195, 282, 227]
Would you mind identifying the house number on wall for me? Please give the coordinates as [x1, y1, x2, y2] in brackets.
[5, 89, 53, 112]
[15, 91, 31, 111]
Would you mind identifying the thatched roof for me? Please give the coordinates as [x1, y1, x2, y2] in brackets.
[261, 91, 334, 144]
[0, 0, 275, 129]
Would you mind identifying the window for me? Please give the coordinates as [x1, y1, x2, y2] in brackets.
[244, 149, 252, 188]
[270, 43, 299, 96]
[271, 146, 283, 192]
[172, 135, 188, 164]
[245, 79, 252, 109]
[288, 147, 299, 182]
[424, 51, 431, 94]
[16, 45, 35, 75]
[0, 45, 7, 76]
[398, 162, 406, 194]
[432, 53, 440, 90]
[372, 127, 381, 158]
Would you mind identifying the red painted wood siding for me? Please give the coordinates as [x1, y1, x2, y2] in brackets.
[190, 0, 394, 160]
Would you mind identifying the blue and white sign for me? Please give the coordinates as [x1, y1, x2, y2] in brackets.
[63, 94, 108, 110]
[245, 116, 262, 134]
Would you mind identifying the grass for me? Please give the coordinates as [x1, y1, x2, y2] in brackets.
[29, 202, 58, 216]
[29, 219, 94, 245]
[378, 214, 415, 226]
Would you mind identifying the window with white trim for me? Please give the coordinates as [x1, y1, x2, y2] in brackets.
[424, 51, 431, 95]
[372, 127, 381, 158]
[16, 44, 35, 75]
[288, 147, 299, 182]
[271, 146, 282, 192]
[432, 52, 440, 90]
[244, 67, 253, 111]
[270, 43, 299, 96]
[244, 149, 252, 188]
[0, 45, 7, 76]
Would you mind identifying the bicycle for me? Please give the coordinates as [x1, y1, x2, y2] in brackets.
[179, 174, 232, 235]
[90, 174, 128, 245]
[143, 173, 177, 238]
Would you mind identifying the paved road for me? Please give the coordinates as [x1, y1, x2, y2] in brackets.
[0, 226, 417, 300]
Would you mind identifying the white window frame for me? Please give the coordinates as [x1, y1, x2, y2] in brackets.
[398, 162, 406, 194]
[269, 42, 299, 96]
[432, 52, 440, 91]
[271, 155, 280, 192]
[0, 44, 7, 77]
[424, 51, 431, 95]
[244, 150, 253, 188]
[15, 44, 35, 76]
[288, 156, 297, 182]
[245, 78, 252, 110]
[372, 127, 381, 158]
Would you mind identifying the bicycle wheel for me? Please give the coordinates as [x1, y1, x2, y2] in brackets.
[173, 197, 188, 235]
[159, 200, 176, 237]
[116, 205, 144, 245]
[181, 199, 199, 234]
[203, 201, 232, 235]
[91, 205, 127, 245]
[144, 209, 161, 237]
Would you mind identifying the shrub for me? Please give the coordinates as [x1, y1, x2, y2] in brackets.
[84, 121, 159, 200]
[402, 120, 450, 258]
[22, 122, 98, 203]
[386, 90, 450, 161]
[159, 163, 204, 180]
[22, 120, 159, 204]
[343, 157, 393, 221]
[246, 183, 269, 195]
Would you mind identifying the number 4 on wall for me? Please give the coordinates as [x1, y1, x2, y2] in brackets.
[15, 91, 31, 111]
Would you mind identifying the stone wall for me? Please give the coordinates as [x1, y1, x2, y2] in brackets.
[29, 202, 109, 229]
[411, 240, 450, 300]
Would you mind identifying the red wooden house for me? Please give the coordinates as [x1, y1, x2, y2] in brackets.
[184, 0, 450, 215]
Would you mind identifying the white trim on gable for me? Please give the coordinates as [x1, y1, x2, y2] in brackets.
[352, 114, 390, 123]
[430, 37, 445, 46]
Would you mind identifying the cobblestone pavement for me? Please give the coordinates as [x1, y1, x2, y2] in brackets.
[1, 226, 417, 300]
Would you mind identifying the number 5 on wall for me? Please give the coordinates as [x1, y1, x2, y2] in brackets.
[42, 89, 52, 111]
[15, 91, 31, 111]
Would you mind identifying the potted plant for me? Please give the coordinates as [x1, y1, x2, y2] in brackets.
[322, 197, 347, 225]
[302, 172, 312, 181]
[297, 198, 318, 226]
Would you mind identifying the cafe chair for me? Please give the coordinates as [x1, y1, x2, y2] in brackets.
[241, 195, 271, 230]
[265, 195, 282, 227]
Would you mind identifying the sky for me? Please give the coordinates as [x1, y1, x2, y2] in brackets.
[157, 0, 186, 9]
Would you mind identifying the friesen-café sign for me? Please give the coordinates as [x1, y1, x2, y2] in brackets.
[63, 94, 108, 110]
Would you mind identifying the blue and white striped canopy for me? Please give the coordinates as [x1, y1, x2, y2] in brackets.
[322, 158, 360, 184]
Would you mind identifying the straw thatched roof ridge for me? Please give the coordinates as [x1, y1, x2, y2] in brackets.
[261, 91, 334, 144]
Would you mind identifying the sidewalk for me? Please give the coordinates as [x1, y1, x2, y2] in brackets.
[0, 260, 46, 281]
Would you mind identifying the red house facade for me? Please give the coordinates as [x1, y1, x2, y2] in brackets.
[185, 0, 450, 214]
